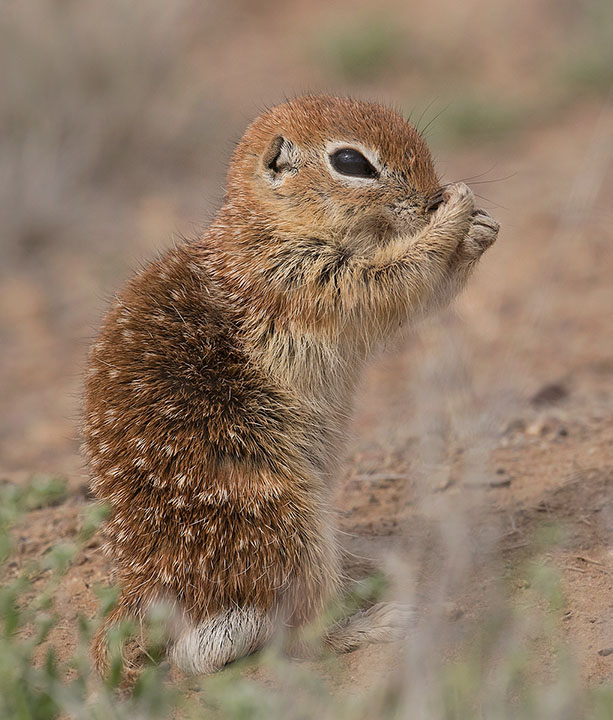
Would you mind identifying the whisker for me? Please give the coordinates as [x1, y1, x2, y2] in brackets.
[466, 173, 517, 186]
[472, 193, 508, 210]
[450, 164, 501, 182]
[420, 105, 450, 139]
[414, 98, 438, 134]
[442, 173, 516, 187]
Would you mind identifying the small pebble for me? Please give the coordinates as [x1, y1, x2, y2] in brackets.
[490, 476, 512, 488]
[504, 418, 526, 435]
[530, 382, 568, 407]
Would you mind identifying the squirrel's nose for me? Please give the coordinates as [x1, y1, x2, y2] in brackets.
[426, 190, 445, 214]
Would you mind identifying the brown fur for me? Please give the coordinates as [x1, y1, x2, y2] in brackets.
[83, 95, 499, 675]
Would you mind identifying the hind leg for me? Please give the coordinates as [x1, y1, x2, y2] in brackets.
[169, 607, 274, 675]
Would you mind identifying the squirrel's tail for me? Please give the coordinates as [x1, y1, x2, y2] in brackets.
[92, 603, 127, 677]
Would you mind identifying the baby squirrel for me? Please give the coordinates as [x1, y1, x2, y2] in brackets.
[84, 95, 499, 675]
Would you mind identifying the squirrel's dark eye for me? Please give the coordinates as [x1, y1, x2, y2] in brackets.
[329, 148, 378, 178]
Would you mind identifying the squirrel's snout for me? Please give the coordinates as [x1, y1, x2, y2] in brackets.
[425, 190, 445, 214]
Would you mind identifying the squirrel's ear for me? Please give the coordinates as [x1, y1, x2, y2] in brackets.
[262, 135, 296, 182]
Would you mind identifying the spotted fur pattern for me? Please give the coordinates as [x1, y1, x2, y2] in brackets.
[83, 95, 499, 675]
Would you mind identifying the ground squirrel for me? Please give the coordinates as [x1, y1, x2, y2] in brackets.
[83, 95, 499, 675]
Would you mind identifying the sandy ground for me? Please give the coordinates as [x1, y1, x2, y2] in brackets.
[1, 0, 612, 702]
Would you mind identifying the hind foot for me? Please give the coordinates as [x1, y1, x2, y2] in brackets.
[325, 602, 414, 654]
[169, 607, 273, 675]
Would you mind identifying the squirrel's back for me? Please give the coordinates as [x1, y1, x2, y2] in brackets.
[84, 243, 338, 628]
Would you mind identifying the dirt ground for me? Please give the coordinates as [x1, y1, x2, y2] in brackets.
[1, 0, 611, 701]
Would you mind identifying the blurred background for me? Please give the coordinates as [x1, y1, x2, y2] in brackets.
[1, 0, 611, 473]
[0, 0, 612, 706]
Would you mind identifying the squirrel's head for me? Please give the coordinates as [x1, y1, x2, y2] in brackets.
[226, 95, 441, 249]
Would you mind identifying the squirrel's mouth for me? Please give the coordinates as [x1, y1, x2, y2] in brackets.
[352, 212, 397, 244]
[386, 201, 431, 238]
[343, 204, 430, 254]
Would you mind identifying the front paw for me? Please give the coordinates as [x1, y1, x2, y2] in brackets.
[469, 208, 500, 252]
[433, 182, 475, 228]
[452, 208, 500, 266]
[427, 182, 476, 254]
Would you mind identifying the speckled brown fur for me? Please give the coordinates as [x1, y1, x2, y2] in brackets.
[83, 95, 499, 675]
